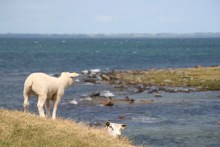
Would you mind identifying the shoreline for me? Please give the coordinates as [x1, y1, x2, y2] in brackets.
[97, 66, 220, 91]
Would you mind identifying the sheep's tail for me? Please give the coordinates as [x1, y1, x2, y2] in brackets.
[23, 76, 33, 95]
[23, 76, 33, 112]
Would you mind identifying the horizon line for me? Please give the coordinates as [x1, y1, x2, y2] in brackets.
[1, 32, 220, 35]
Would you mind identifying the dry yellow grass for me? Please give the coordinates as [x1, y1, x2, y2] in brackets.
[0, 109, 133, 147]
[112, 66, 220, 90]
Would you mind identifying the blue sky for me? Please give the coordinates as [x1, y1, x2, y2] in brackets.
[0, 0, 219, 34]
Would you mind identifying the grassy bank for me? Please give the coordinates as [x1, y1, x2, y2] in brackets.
[0, 109, 133, 147]
[110, 66, 220, 91]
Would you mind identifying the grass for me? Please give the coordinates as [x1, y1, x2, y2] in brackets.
[111, 66, 220, 90]
[0, 109, 133, 147]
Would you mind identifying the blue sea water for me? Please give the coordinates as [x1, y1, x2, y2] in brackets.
[0, 38, 220, 73]
[0, 37, 220, 146]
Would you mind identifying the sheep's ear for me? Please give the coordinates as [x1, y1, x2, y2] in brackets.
[121, 124, 127, 129]
[70, 72, 79, 77]
[106, 121, 110, 127]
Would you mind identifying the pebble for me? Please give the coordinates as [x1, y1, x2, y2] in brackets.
[100, 90, 115, 97]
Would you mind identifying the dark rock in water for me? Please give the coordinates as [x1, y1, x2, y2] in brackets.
[83, 78, 97, 83]
[135, 84, 145, 93]
[118, 115, 125, 120]
[89, 91, 100, 97]
[148, 86, 160, 94]
[133, 84, 145, 93]
[87, 91, 115, 98]
[134, 88, 144, 93]
[124, 96, 135, 104]
[113, 84, 126, 89]
[88, 74, 98, 78]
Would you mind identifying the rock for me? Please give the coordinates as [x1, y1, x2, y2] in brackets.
[113, 84, 126, 89]
[81, 70, 89, 75]
[89, 92, 100, 97]
[80, 94, 89, 98]
[96, 76, 102, 81]
[148, 86, 160, 94]
[118, 115, 125, 120]
[84, 97, 93, 101]
[75, 79, 80, 83]
[83, 78, 97, 83]
[109, 75, 119, 81]
[101, 74, 110, 81]
[103, 99, 114, 106]
[164, 87, 194, 93]
[124, 96, 135, 104]
[89, 69, 101, 75]
[135, 84, 145, 93]
[69, 100, 78, 105]
[82, 69, 101, 75]
[100, 90, 115, 97]
[154, 94, 162, 97]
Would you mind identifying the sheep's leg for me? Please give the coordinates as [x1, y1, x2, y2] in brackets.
[45, 99, 50, 117]
[52, 96, 61, 119]
[37, 95, 47, 118]
[23, 92, 30, 112]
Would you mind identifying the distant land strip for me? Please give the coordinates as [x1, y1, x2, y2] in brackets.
[0, 33, 220, 38]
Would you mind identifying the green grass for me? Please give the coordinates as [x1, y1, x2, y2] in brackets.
[111, 66, 220, 90]
[0, 109, 133, 147]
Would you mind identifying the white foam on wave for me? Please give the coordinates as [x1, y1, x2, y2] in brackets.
[131, 116, 164, 123]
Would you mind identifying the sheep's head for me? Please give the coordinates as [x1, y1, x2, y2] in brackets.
[106, 121, 127, 138]
[60, 72, 79, 88]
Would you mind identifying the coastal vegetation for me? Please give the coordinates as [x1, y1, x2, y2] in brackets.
[109, 66, 220, 91]
[0, 109, 132, 147]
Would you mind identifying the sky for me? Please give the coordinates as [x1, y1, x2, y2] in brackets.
[0, 0, 220, 34]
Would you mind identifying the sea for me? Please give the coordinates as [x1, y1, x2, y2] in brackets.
[0, 37, 220, 146]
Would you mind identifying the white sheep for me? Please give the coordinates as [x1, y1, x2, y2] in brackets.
[23, 72, 79, 119]
[105, 121, 127, 138]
